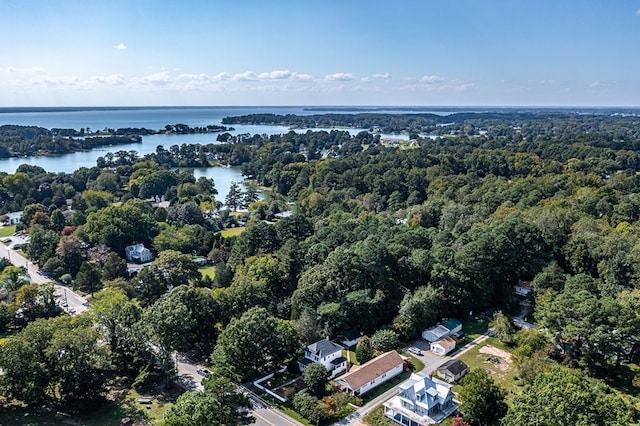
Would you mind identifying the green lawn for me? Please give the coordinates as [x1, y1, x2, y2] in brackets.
[461, 318, 490, 341]
[199, 265, 215, 279]
[219, 226, 246, 237]
[363, 406, 394, 426]
[0, 225, 16, 238]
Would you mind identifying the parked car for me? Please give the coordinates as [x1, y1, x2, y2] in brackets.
[407, 346, 423, 355]
[196, 368, 211, 378]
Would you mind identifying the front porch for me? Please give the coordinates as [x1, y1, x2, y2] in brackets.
[383, 397, 458, 426]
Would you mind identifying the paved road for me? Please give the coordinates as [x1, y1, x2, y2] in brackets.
[1, 238, 88, 315]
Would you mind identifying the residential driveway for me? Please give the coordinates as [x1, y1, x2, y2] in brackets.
[406, 340, 449, 374]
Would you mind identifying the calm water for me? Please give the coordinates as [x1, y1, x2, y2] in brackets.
[0, 106, 425, 196]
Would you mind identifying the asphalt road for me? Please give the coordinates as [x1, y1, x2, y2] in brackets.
[1, 237, 88, 315]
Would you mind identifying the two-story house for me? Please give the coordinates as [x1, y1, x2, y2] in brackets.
[383, 372, 458, 426]
[125, 243, 154, 263]
[298, 338, 347, 378]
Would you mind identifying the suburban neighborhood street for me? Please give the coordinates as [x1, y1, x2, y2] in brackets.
[333, 329, 494, 425]
[1, 236, 88, 315]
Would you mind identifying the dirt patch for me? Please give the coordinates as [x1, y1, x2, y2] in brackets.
[479, 345, 512, 371]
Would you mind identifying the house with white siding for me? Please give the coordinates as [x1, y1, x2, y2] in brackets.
[298, 338, 347, 378]
[334, 351, 405, 396]
[384, 372, 458, 426]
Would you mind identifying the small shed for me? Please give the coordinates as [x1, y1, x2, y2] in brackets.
[437, 359, 469, 383]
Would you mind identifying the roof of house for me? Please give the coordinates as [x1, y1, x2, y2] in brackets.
[398, 372, 453, 410]
[341, 329, 363, 341]
[306, 339, 343, 358]
[336, 351, 404, 392]
[422, 325, 450, 342]
[432, 336, 456, 349]
[437, 359, 469, 376]
[441, 319, 462, 331]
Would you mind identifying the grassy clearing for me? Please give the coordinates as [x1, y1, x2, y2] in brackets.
[0, 225, 16, 239]
[454, 336, 517, 391]
[219, 226, 245, 238]
[461, 318, 490, 341]
[199, 265, 215, 279]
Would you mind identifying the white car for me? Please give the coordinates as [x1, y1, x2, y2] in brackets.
[407, 346, 423, 355]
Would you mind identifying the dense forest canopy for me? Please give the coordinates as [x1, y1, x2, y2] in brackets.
[0, 111, 639, 423]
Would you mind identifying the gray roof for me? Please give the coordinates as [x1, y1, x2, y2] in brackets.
[306, 339, 343, 357]
[437, 359, 469, 376]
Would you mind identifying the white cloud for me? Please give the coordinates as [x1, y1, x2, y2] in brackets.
[213, 72, 231, 81]
[325, 72, 354, 81]
[258, 70, 292, 80]
[419, 75, 444, 84]
[233, 71, 259, 81]
[139, 71, 171, 85]
[637, 9, 640, 16]
[0, 66, 44, 73]
[114, 43, 127, 50]
[177, 73, 210, 81]
[92, 74, 126, 86]
[32, 75, 81, 87]
[372, 73, 391, 79]
[590, 81, 603, 87]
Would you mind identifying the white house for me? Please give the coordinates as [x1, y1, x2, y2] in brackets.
[125, 243, 154, 263]
[430, 337, 456, 355]
[334, 351, 405, 396]
[298, 338, 347, 378]
[383, 372, 458, 426]
[4, 211, 23, 225]
[514, 280, 532, 296]
[422, 319, 463, 342]
[422, 325, 450, 343]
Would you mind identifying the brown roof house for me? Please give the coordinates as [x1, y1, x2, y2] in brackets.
[334, 351, 405, 396]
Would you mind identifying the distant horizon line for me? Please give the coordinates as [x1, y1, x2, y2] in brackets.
[1, 105, 639, 112]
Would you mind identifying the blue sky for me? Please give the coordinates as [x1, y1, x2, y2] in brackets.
[1, 0, 639, 106]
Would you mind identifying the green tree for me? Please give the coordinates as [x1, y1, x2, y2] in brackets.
[225, 181, 243, 211]
[102, 252, 128, 280]
[303, 362, 330, 397]
[50, 209, 66, 232]
[293, 393, 327, 425]
[355, 335, 373, 364]
[0, 316, 108, 413]
[134, 250, 201, 305]
[212, 306, 298, 381]
[503, 366, 633, 426]
[0, 265, 30, 292]
[490, 311, 515, 345]
[457, 368, 507, 426]
[370, 329, 400, 353]
[90, 288, 149, 374]
[82, 199, 159, 254]
[74, 261, 102, 295]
